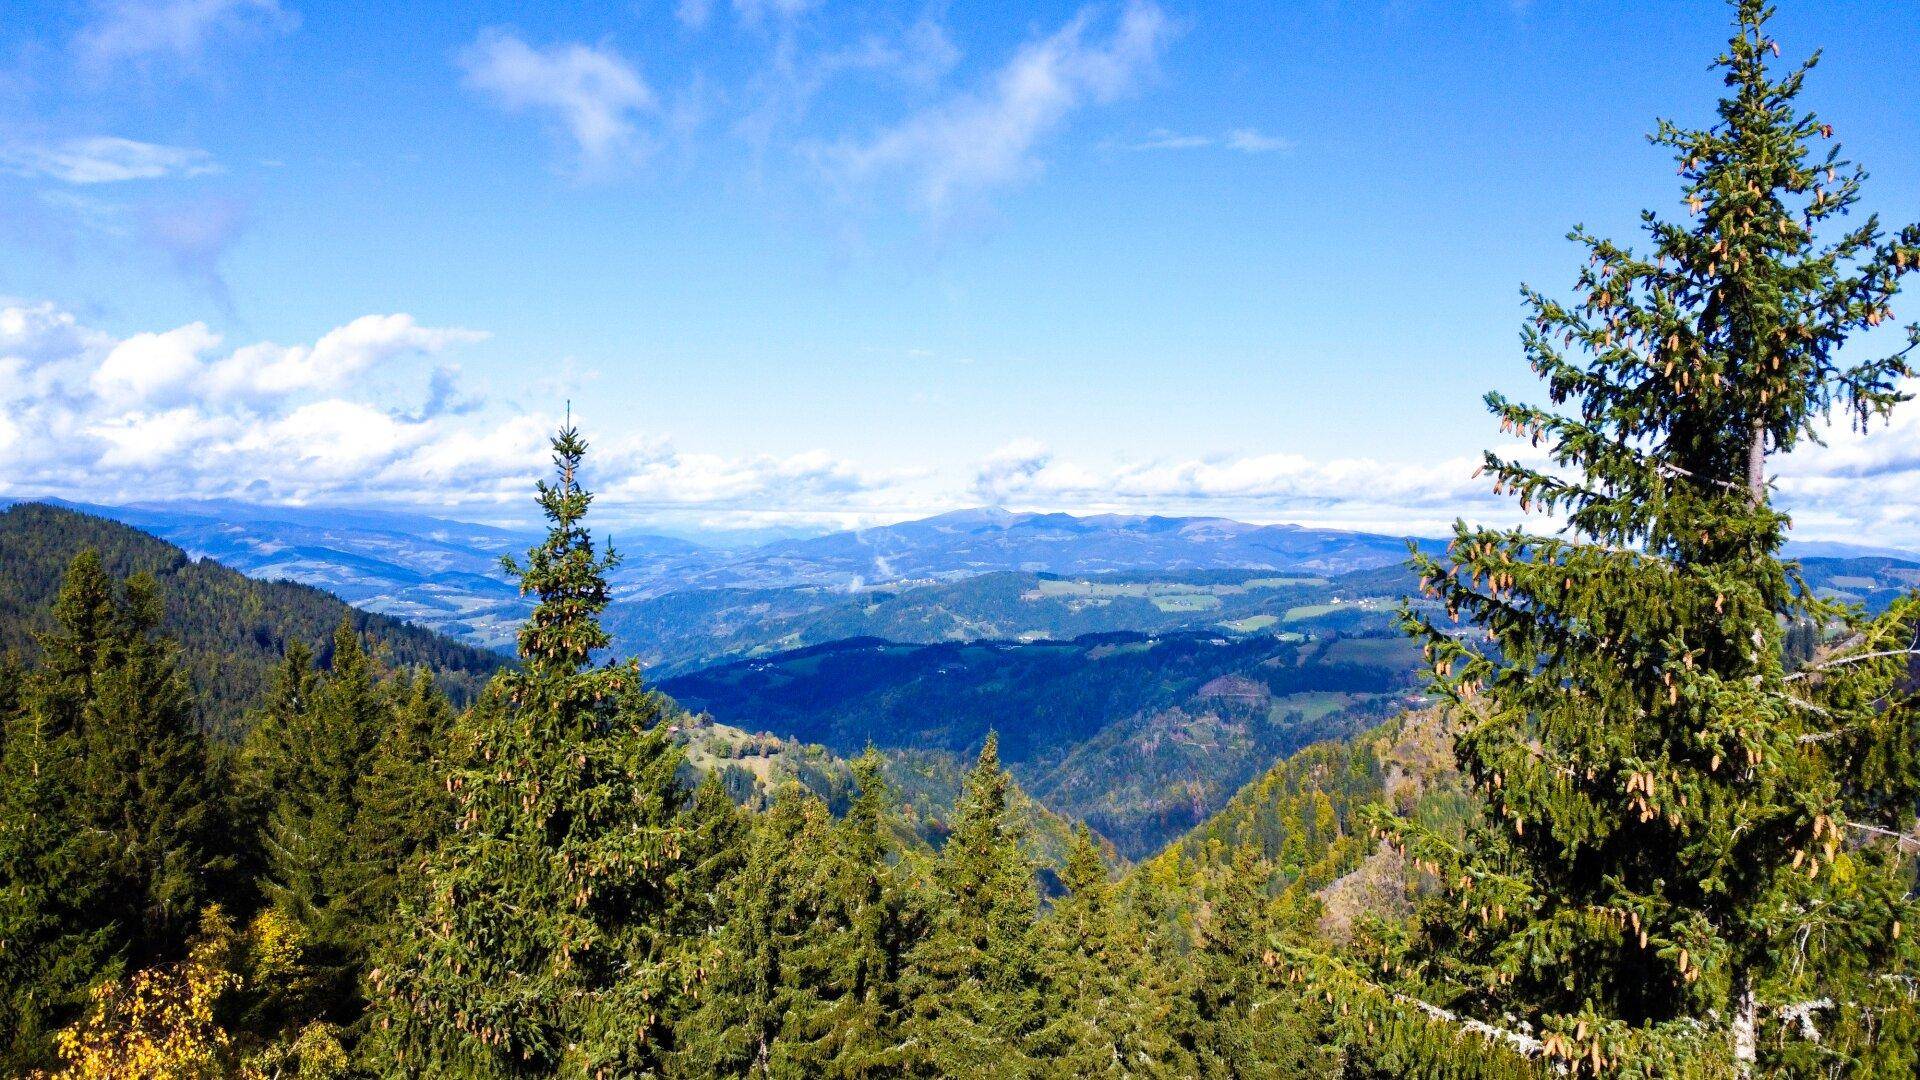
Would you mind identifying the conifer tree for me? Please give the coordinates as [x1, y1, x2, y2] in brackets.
[1030, 823, 1187, 1077]
[237, 640, 319, 876]
[672, 770, 748, 941]
[1187, 846, 1333, 1079]
[0, 642, 106, 1072]
[257, 618, 388, 1024]
[901, 733, 1040, 1077]
[367, 424, 691, 1078]
[670, 783, 838, 1077]
[769, 750, 920, 1078]
[347, 665, 458, 929]
[75, 570, 232, 956]
[1317, 2, 1920, 1073]
[0, 554, 230, 1071]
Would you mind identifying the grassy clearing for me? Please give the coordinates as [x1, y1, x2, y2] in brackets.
[1282, 603, 1341, 621]
[1150, 594, 1222, 612]
[1268, 691, 1354, 723]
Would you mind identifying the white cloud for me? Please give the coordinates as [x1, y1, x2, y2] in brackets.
[0, 137, 219, 184]
[13, 300, 1920, 546]
[1773, 403, 1920, 546]
[1224, 127, 1292, 153]
[459, 31, 656, 172]
[75, 0, 295, 70]
[206, 314, 488, 402]
[1120, 127, 1293, 153]
[969, 439, 1504, 535]
[90, 322, 222, 407]
[0, 302, 903, 520]
[827, 0, 1173, 214]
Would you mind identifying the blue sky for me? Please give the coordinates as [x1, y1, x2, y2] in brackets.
[2, 0, 1919, 541]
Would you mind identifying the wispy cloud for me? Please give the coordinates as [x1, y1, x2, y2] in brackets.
[970, 439, 1501, 535]
[74, 0, 296, 72]
[458, 30, 656, 175]
[139, 196, 248, 309]
[1121, 126, 1293, 153]
[0, 137, 219, 184]
[1126, 129, 1213, 150]
[732, 0, 824, 27]
[1224, 127, 1292, 153]
[824, 0, 1174, 215]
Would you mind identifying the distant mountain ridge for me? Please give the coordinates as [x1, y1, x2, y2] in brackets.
[15, 498, 1915, 669]
[3, 499, 1436, 653]
[662, 507, 1427, 591]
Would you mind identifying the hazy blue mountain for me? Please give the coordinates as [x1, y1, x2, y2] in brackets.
[642, 507, 1428, 593]
[28, 498, 1911, 674]
[1785, 539, 1920, 562]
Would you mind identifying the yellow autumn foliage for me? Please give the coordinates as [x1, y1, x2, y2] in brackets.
[42, 907, 246, 1080]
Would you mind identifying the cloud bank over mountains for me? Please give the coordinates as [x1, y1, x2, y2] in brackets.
[7, 299, 1920, 546]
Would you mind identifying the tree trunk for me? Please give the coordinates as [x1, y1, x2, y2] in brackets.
[1747, 419, 1767, 505]
[1732, 968, 1758, 1077]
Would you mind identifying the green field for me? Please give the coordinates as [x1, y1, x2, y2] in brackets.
[1219, 614, 1279, 632]
[1268, 691, 1355, 723]
[1150, 594, 1222, 612]
[1282, 603, 1341, 621]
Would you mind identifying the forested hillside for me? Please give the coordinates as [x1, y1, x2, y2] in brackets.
[609, 565, 1413, 677]
[0, 502, 506, 735]
[664, 627, 1423, 857]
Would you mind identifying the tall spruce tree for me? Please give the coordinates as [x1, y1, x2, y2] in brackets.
[1307, 2, 1920, 1075]
[238, 640, 319, 879]
[257, 618, 389, 1024]
[1030, 823, 1187, 1077]
[0, 641, 105, 1073]
[797, 749, 918, 1077]
[73, 570, 232, 957]
[901, 733, 1040, 1078]
[0, 554, 231, 1071]
[367, 424, 692, 1078]
[347, 665, 459, 928]
[670, 783, 838, 1077]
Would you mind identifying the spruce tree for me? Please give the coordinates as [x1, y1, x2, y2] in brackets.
[258, 617, 388, 1024]
[367, 424, 691, 1078]
[1187, 846, 1333, 1079]
[237, 640, 319, 880]
[1030, 823, 1187, 1077]
[901, 734, 1040, 1077]
[347, 665, 459, 928]
[1317, 2, 1920, 1074]
[75, 570, 232, 956]
[670, 783, 837, 1077]
[0, 643, 107, 1072]
[0, 554, 230, 1071]
[769, 750, 920, 1078]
